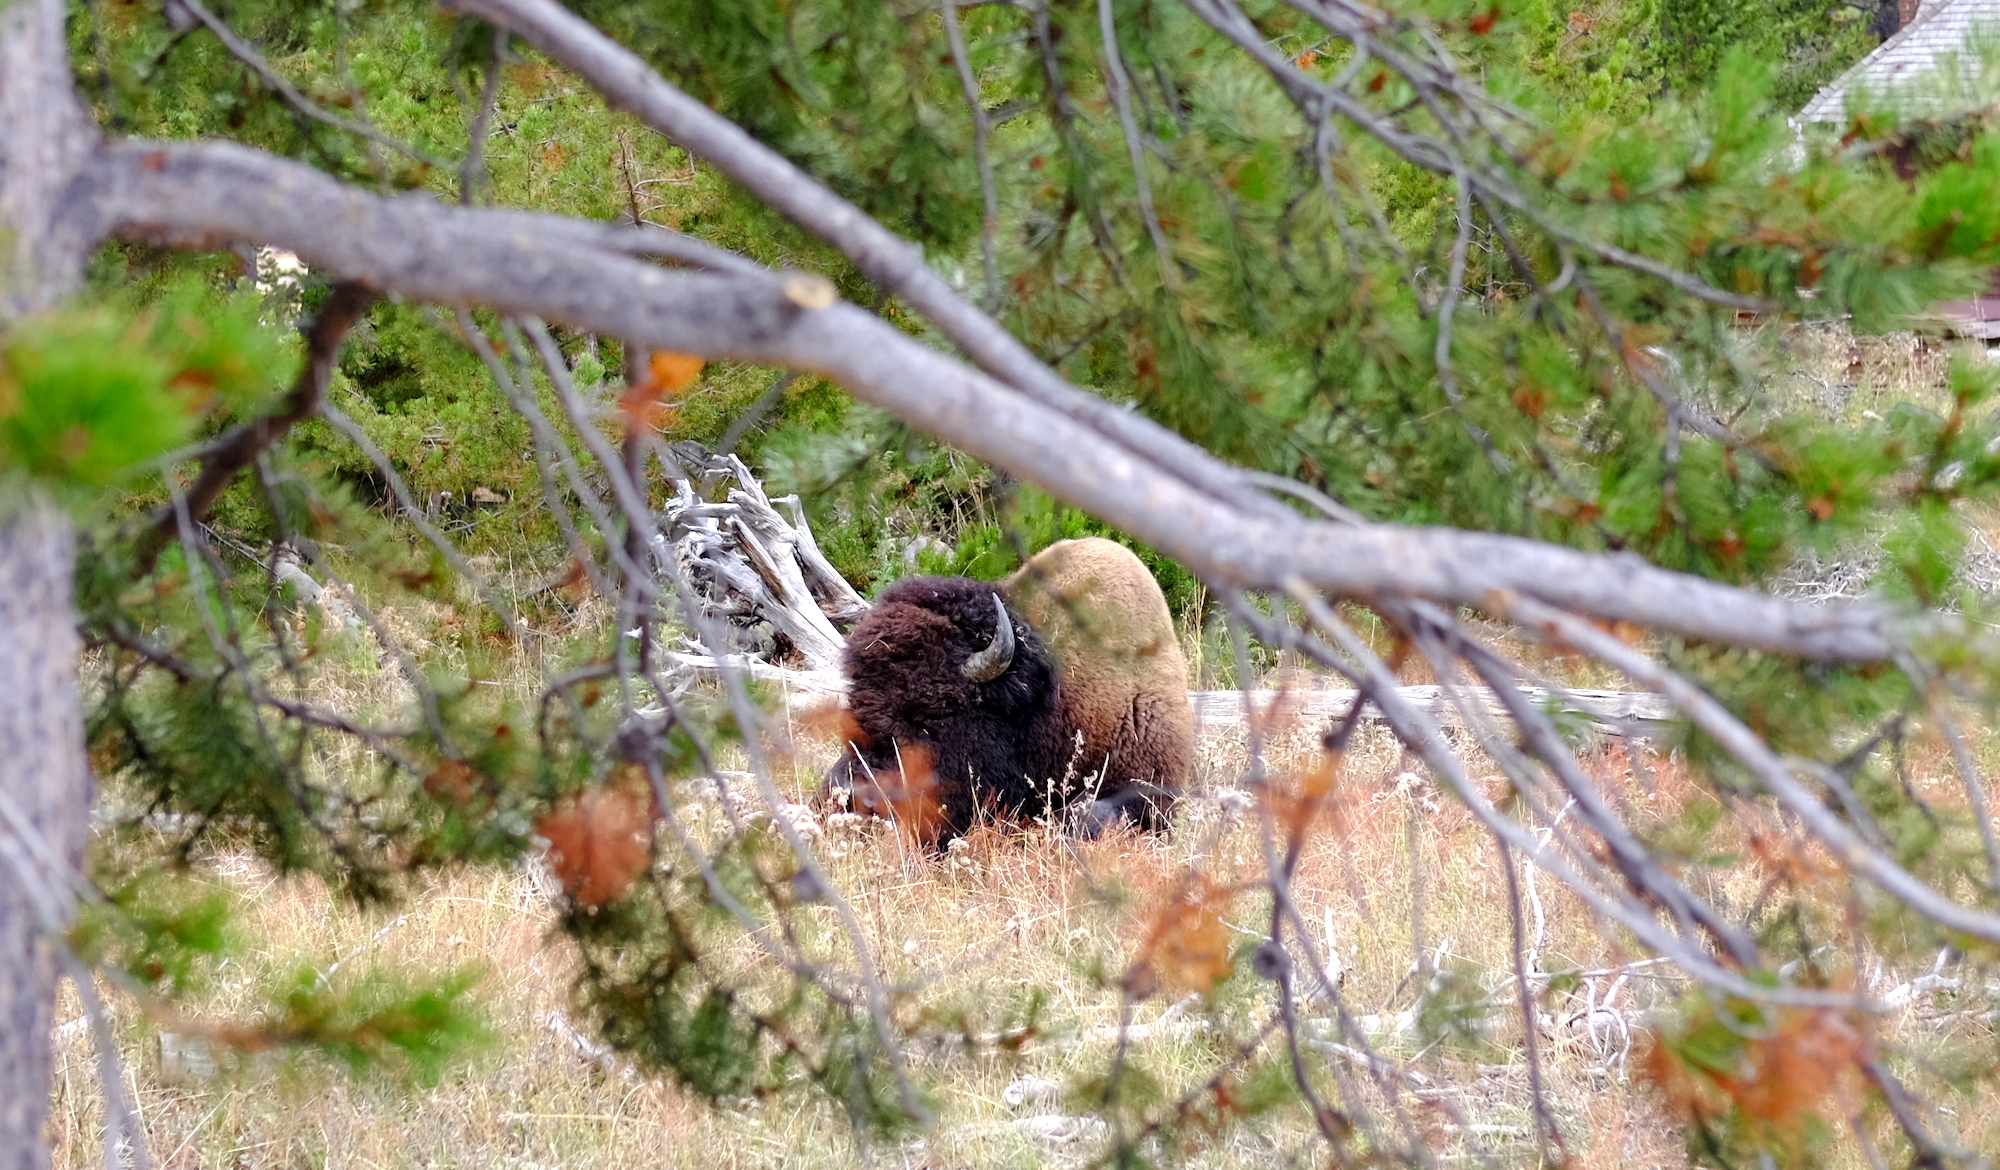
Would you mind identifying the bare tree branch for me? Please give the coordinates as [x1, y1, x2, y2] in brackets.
[74, 138, 1935, 663]
[1499, 591, 2000, 947]
[938, 0, 1002, 313]
[434, 0, 1307, 529]
[459, 25, 507, 204]
[316, 403, 525, 640]
[171, 0, 452, 170]
[1180, 0, 1779, 313]
[1096, 0, 1178, 285]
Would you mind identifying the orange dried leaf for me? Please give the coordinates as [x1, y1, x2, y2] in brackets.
[1127, 875, 1237, 997]
[616, 351, 702, 436]
[1642, 1003, 1868, 1137]
[648, 350, 704, 392]
[1724, 1007, 1865, 1125]
[537, 787, 652, 908]
[617, 381, 675, 436]
[799, 700, 870, 750]
[873, 745, 945, 846]
[423, 759, 478, 805]
[1260, 749, 1349, 843]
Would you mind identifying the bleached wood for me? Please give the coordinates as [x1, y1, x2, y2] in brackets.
[662, 654, 1672, 735]
[661, 447, 859, 671]
[1187, 685, 1673, 736]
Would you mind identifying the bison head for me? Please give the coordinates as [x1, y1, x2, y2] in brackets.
[824, 577, 1061, 839]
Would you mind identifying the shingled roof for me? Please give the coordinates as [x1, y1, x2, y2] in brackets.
[1798, 0, 2000, 122]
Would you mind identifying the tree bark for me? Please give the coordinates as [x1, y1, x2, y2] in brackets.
[0, 508, 89, 1170]
[2, 0, 101, 1163]
[0, 0, 95, 316]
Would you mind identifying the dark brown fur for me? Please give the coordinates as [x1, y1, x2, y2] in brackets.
[824, 539, 1190, 843]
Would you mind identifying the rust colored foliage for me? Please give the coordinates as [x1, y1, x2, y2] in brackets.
[1126, 874, 1237, 998]
[799, 699, 871, 752]
[422, 758, 479, 805]
[1641, 1000, 1870, 1144]
[617, 349, 704, 435]
[536, 785, 653, 909]
[1261, 748, 1350, 844]
[866, 743, 945, 846]
[826, 739, 944, 844]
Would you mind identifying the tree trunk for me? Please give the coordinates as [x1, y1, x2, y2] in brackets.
[0, 509, 89, 1170]
[0, 0, 95, 317]
[2, 0, 100, 1160]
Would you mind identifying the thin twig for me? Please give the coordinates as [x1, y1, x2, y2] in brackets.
[940, 0, 1003, 312]
[460, 26, 507, 203]
[1097, 0, 1178, 287]
[135, 280, 377, 573]
[1499, 591, 2000, 950]
[317, 402, 525, 639]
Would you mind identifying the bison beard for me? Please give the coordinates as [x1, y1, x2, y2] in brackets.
[825, 547, 1186, 846]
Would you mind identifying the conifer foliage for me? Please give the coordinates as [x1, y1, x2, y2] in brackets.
[12, 0, 2000, 1163]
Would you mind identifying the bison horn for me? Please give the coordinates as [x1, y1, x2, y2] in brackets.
[961, 594, 1016, 682]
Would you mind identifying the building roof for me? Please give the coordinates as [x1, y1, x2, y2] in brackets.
[1798, 0, 2000, 122]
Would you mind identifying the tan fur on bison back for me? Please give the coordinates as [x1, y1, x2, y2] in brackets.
[1003, 538, 1192, 795]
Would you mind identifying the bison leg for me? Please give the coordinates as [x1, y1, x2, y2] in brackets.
[1067, 785, 1175, 838]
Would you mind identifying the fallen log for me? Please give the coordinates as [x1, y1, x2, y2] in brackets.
[662, 653, 1673, 735]
[1188, 684, 1672, 737]
[660, 443, 869, 671]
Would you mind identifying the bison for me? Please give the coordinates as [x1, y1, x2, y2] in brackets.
[825, 537, 1192, 843]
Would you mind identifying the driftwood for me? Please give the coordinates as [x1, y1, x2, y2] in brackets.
[659, 443, 869, 672]
[1187, 684, 1672, 737]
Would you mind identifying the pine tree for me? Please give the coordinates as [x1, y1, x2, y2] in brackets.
[8, 0, 2000, 1163]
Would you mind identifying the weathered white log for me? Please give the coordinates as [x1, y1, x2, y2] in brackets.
[659, 445, 864, 671]
[1188, 684, 1672, 736]
[770, 490, 869, 625]
[661, 652, 845, 695]
[728, 516, 845, 664]
[666, 653, 1673, 734]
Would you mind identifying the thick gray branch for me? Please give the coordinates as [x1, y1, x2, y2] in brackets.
[436, 0, 1303, 527]
[82, 138, 1914, 662]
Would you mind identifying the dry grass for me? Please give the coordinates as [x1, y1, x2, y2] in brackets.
[1768, 322, 1963, 426]
[53, 707, 1872, 1170]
